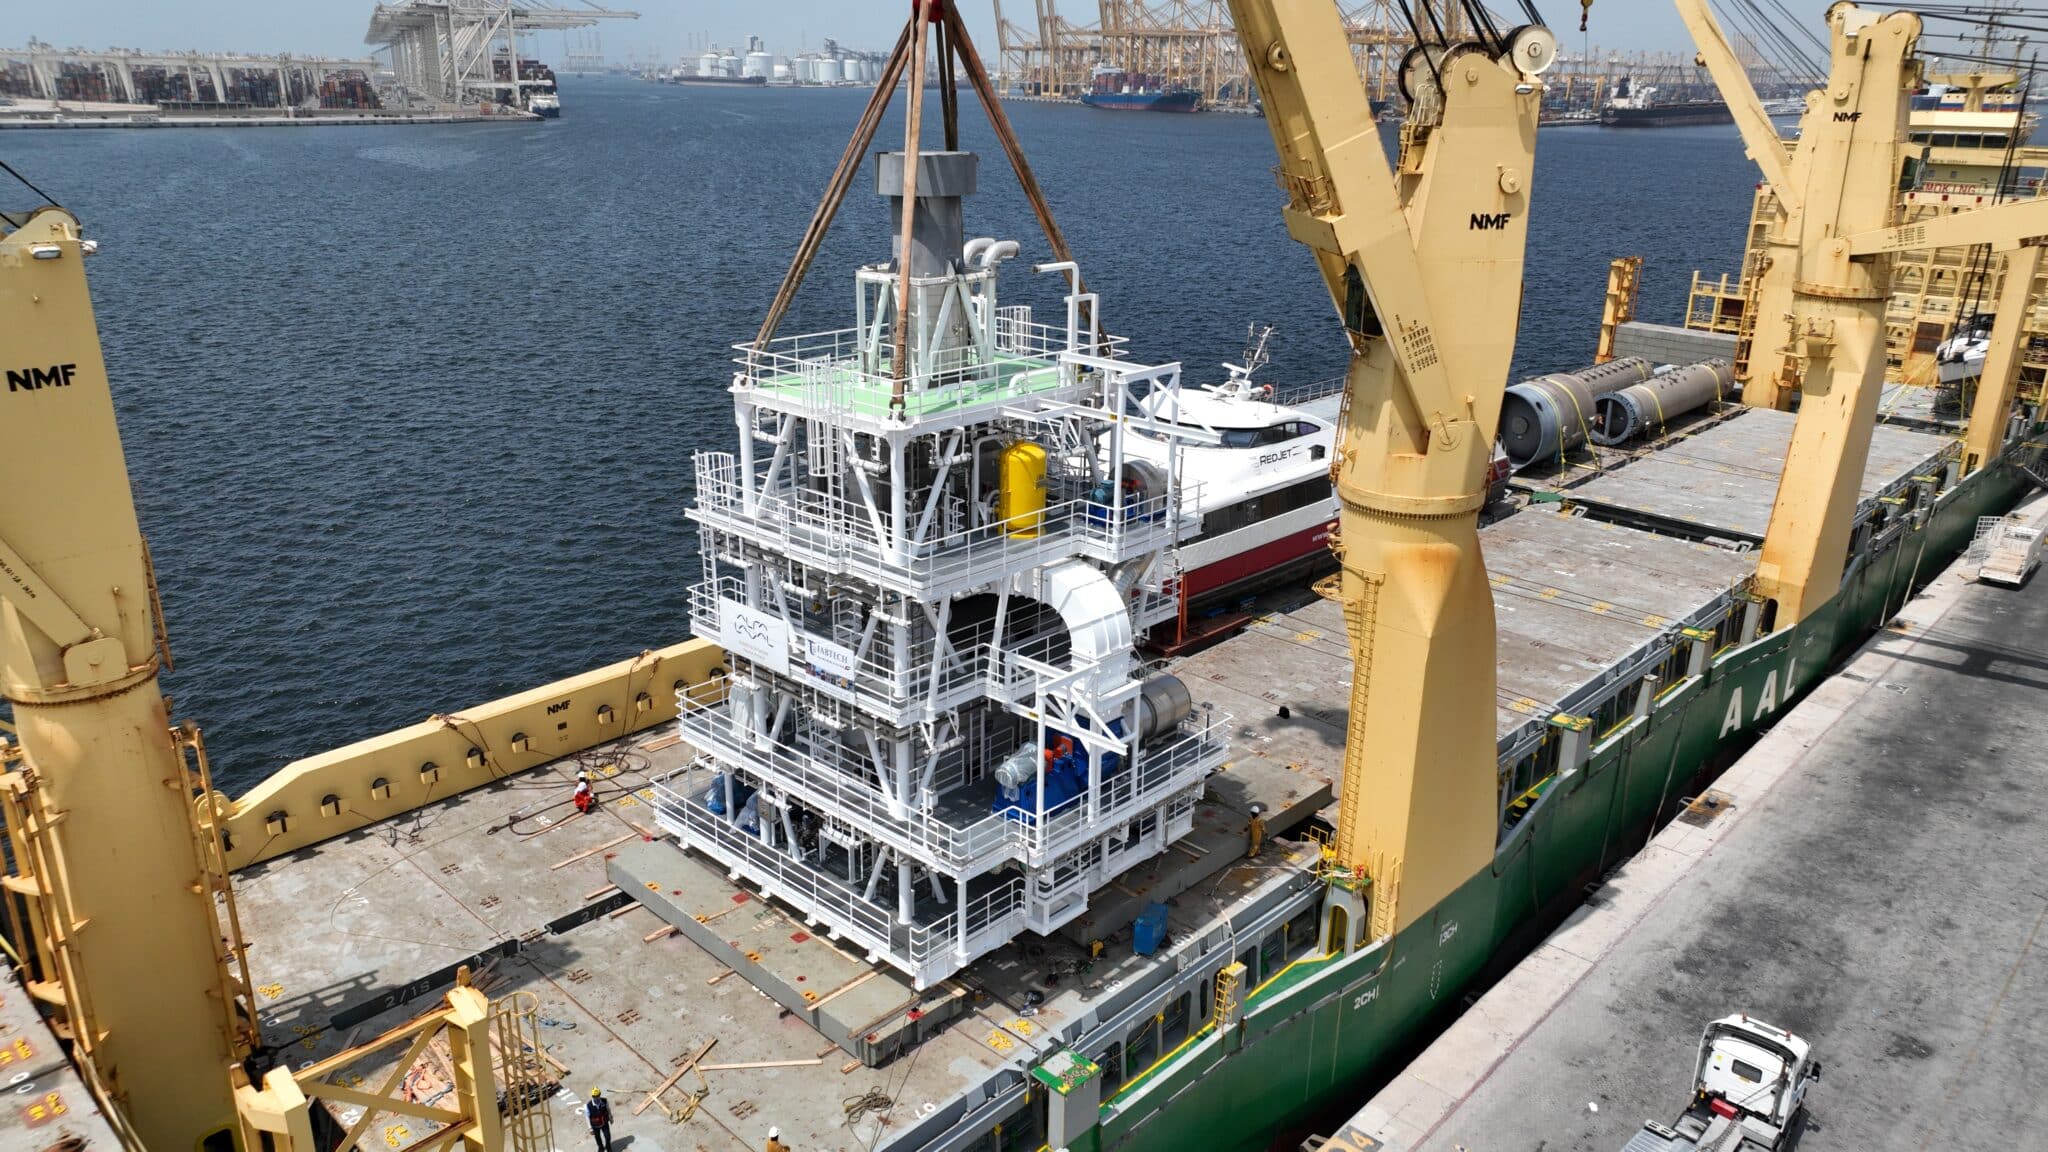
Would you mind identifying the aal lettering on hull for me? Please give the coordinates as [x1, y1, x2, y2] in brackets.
[1718, 655, 1800, 738]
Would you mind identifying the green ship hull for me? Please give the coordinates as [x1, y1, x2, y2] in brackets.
[1058, 456, 2025, 1152]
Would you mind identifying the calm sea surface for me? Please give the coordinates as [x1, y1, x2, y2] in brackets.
[4, 78, 1756, 788]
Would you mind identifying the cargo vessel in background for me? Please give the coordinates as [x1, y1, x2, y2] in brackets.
[1601, 76, 1733, 126]
[1, 6, 2045, 1152]
[1081, 63, 1202, 112]
[669, 71, 768, 88]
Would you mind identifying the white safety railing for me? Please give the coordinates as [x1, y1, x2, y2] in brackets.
[686, 577, 1034, 719]
[689, 576, 1103, 718]
[693, 451, 1195, 593]
[732, 320, 1128, 420]
[671, 691, 1231, 874]
[649, 775, 1029, 985]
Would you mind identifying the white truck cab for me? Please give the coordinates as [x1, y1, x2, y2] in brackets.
[1623, 1016, 1820, 1152]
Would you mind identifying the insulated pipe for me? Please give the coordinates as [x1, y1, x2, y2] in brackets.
[1590, 360, 1735, 446]
[975, 239, 1021, 269]
[1498, 356, 1655, 467]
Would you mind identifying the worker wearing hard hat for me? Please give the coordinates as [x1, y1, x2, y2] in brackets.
[573, 771, 596, 815]
[765, 1126, 790, 1152]
[1246, 804, 1265, 859]
[585, 1087, 613, 1152]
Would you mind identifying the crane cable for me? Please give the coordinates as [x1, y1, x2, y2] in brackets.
[0, 156, 61, 210]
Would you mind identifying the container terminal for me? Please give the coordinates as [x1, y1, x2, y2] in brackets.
[991, 1, 1801, 119]
[5, 3, 2048, 1152]
[0, 1, 638, 128]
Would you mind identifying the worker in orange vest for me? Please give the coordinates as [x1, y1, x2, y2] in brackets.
[765, 1126, 789, 1152]
[573, 771, 596, 815]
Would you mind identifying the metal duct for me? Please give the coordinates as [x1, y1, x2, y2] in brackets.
[1015, 559, 1135, 694]
[1590, 360, 1735, 446]
[1499, 357, 1655, 467]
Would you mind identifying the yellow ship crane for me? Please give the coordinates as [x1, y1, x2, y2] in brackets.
[0, 206, 256, 1151]
[1220, 0, 1555, 936]
[1680, 0, 2048, 629]
[1, 208, 539, 1152]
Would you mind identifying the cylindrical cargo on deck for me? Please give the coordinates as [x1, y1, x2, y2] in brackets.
[1499, 356, 1655, 467]
[1590, 360, 1734, 446]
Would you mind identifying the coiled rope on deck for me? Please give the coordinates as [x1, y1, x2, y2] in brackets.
[842, 1087, 893, 1127]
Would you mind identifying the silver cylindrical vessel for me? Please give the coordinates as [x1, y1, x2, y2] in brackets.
[1498, 357, 1654, 467]
[1590, 360, 1734, 446]
[1137, 675, 1193, 741]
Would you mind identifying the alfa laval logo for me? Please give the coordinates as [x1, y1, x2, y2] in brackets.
[1469, 212, 1512, 231]
[7, 364, 78, 393]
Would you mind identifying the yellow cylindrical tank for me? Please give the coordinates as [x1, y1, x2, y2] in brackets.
[996, 442, 1047, 537]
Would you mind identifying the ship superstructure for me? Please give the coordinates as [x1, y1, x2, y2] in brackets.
[652, 147, 1226, 987]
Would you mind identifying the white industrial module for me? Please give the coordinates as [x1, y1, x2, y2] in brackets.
[651, 147, 1229, 988]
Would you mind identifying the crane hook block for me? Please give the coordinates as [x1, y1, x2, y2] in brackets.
[1580, 0, 1592, 32]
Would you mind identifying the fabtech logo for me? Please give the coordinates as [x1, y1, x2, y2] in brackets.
[7, 364, 78, 393]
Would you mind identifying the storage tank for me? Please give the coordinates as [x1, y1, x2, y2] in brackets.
[850, 58, 872, 83]
[997, 442, 1048, 537]
[697, 51, 721, 78]
[772, 59, 791, 81]
[744, 51, 772, 79]
[1498, 357, 1655, 468]
[719, 53, 740, 77]
[815, 57, 843, 84]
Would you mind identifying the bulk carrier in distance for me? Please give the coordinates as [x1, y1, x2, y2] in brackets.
[1600, 75, 1734, 126]
[1, 4, 2044, 1152]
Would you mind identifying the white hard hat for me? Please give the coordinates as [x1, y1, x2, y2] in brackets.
[1249, 803, 1262, 816]
[767, 1127, 780, 1139]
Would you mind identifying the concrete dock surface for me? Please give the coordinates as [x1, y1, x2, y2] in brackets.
[1348, 505, 2048, 1152]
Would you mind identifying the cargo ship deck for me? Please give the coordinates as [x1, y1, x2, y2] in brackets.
[1344, 497, 2048, 1152]
[227, 404, 1959, 1152]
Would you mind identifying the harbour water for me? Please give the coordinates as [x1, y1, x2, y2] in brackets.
[4, 76, 1757, 787]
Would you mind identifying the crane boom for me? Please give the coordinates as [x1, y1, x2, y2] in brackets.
[1674, 0, 1793, 206]
[1675, 0, 1808, 411]
[1682, 1, 1924, 630]
[0, 207, 255, 1150]
[1224, 0, 1544, 936]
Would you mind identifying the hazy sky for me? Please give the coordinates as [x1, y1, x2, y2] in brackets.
[0, 2, 1844, 65]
